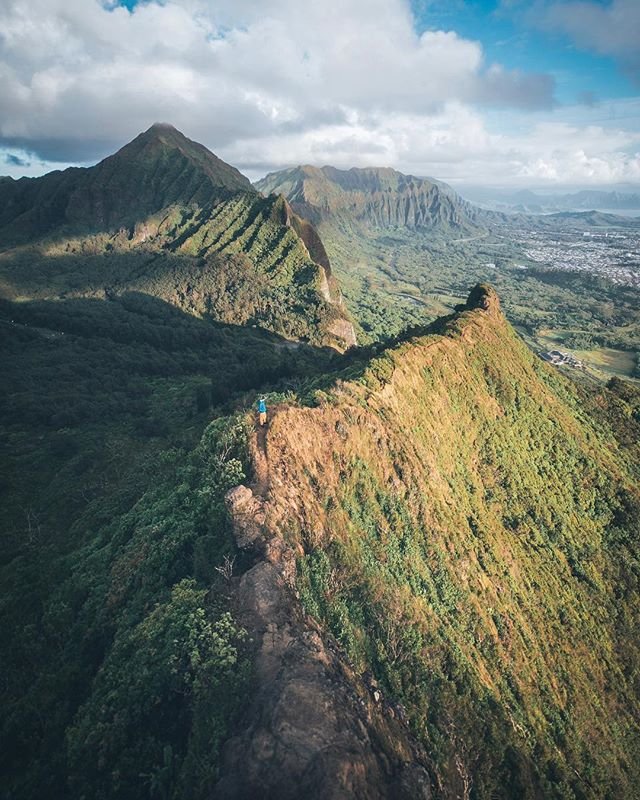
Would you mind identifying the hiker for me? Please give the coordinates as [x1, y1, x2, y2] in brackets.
[258, 397, 267, 426]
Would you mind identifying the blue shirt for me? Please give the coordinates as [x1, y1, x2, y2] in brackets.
[258, 399, 266, 413]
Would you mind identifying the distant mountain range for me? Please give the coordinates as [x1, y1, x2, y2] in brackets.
[459, 186, 640, 214]
[0, 124, 355, 349]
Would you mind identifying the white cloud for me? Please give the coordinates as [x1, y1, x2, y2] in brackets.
[0, 0, 637, 187]
[0, 1, 551, 148]
[233, 103, 640, 187]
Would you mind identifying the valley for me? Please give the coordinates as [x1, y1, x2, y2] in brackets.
[258, 166, 640, 381]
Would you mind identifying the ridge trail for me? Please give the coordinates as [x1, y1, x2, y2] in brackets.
[251, 422, 270, 498]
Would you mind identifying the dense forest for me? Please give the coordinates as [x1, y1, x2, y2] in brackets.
[0, 288, 352, 798]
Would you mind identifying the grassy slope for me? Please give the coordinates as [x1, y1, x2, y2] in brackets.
[258, 287, 640, 799]
[2, 278, 638, 799]
[0, 191, 351, 349]
[0, 128, 354, 350]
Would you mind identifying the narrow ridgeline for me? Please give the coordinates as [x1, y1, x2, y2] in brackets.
[222, 285, 640, 800]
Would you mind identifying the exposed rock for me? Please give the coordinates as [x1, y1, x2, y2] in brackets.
[465, 283, 500, 314]
[215, 560, 432, 800]
[225, 485, 267, 552]
[328, 317, 358, 349]
[217, 432, 433, 799]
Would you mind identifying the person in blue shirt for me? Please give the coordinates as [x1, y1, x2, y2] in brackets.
[258, 397, 267, 426]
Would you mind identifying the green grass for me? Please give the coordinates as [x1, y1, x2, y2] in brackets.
[573, 346, 637, 378]
[262, 299, 640, 799]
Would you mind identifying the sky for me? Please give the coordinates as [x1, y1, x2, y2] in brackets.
[1, 0, 639, 188]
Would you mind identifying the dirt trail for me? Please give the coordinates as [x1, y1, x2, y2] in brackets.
[220, 407, 432, 800]
[251, 422, 270, 498]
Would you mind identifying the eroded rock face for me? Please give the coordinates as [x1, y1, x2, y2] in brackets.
[465, 283, 500, 314]
[218, 481, 432, 799]
[215, 562, 431, 800]
[225, 485, 267, 552]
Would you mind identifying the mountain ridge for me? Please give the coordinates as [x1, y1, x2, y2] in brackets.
[0, 124, 254, 245]
[221, 283, 640, 799]
[0, 126, 356, 349]
[256, 164, 483, 231]
[459, 186, 640, 215]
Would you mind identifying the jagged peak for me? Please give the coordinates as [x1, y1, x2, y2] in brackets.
[103, 123, 254, 194]
[465, 283, 501, 315]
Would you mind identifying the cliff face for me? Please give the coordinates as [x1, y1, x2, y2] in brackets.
[256, 165, 483, 232]
[222, 286, 640, 799]
[218, 484, 432, 800]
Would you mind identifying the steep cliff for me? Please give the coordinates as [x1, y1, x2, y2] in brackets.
[256, 165, 483, 233]
[222, 286, 640, 799]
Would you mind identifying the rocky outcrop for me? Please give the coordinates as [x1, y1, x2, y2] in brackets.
[465, 282, 500, 314]
[218, 461, 433, 799]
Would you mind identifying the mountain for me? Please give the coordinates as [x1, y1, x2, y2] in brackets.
[218, 285, 640, 799]
[0, 125, 355, 349]
[255, 165, 500, 341]
[3, 277, 638, 799]
[2, 128, 639, 800]
[254, 166, 640, 379]
[538, 209, 640, 227]
[256, 164, 484, 232]
[459, 186, 640, 215]
[0, 123, 253, 243]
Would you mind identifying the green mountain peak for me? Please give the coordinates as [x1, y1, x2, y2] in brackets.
[256, 163, 473, 229]
[0, 128, 356, 350]
[107, 122, 253, 196]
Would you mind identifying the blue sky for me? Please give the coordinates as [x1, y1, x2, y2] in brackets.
[1, 0, 639, 187]
[413, 0, 635, 104]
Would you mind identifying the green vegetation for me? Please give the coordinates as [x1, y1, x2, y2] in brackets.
[0, 288, 343, 799]
[257, 167, 639, 378]
[262, 293, 640, 799]
[308, 225, 640, 365]
[2, 278, 639, 799]
[0, 133, 356, 799]
[0, 126, 353, 350]
[2, 132, 639, 799]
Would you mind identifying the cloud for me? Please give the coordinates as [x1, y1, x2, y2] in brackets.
[0, 0, 636, 187]
[230, 102, 640, 187]
[3, 152, 31, 167]
[0, 0, 555, 163]
[543, 0, 640, 82]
